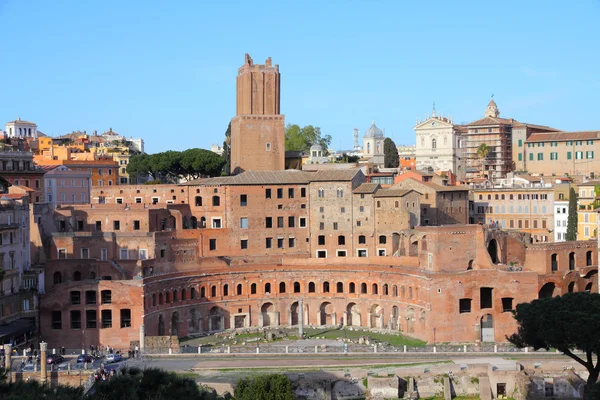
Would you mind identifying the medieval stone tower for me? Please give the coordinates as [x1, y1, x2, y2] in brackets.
[230, 54, 285, 174]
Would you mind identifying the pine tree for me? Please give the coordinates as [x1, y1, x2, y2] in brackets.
[383, 138, 399, 168]
[223, 122, 231, 175]
[566, 187, 578, 241]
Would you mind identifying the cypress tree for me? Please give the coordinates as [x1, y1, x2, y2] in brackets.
[565, 187, 578, 241]
[383, 138, 399, 168]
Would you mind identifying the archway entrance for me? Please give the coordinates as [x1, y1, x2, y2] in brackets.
[290, 302, 299, 326]
[487, 239, 499, 264]
[171, 312, 180, 336]
[346, 303, 360, 327]
[261, 302, 274, 327]
[319, 302, 333, 326]
[209, 307, 223, 331]
[370, 304, 382, 328]
[480, 314, 494, 342]
[158, 315, 165, 336]
[539, 282, 556, 299]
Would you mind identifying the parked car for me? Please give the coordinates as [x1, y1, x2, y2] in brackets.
[77, 354, 93, 363]
[22, 363, 35, 372]
[105, 353, 122, 363]
[46, 354, 64, 365]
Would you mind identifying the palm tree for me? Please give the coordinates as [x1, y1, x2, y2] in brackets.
[476, 143, 490, 179]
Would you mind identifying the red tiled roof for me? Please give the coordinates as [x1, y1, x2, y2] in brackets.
[526, 131, 600, 142]
[467, 117, 516, 127]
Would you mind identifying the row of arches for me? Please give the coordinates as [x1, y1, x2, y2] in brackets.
[53, 270, 96, 285]
[149, 280, 421, 308]
[539, 269, 598, 298]
[551, 251, 594, 272]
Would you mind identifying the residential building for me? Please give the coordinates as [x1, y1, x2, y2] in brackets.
[43, 166, 92, 207]
[554, 200, 569, 242]
[472, 183, 554, 242]
[522, 131, 600, 177]
[0, 149, 45, 203]
[511, 122, 561, 172]
[34, 148, 119, 187]
[577, 181, 599, 240]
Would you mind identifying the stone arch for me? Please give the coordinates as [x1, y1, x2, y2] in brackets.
[181, 288, 186, 301]
[467, 260, 474, 270]
[171, 312, 180, 336]
[370, 304, 382, 328]
[568, 281, 576, 293]
[569, 252, 575, 270]
[323, 281, 330, 293]
[159, 292, 163, 305]
[383, 284, 389, 296]
[393, 285, 398, 297]
[319, 302, 333, 326]
[391, 306, 399, 330]
[265, 282, 271, 293]
[372, 283, 378, 295]
[349, 282, 356, 293]
[290, 302, 299, 326]
[250, 283, 257, 294]
[336, 282, 343, 293]
[487, 239, 499, 264]
[261, 302, 275, 327]
[586, 250, 593, 266]
[539, 282, 556, 299]
[53, 271, 62, 285]
[165, 291, 171, 303]
[409, 235, 419, 256]
[209, 306, 223, 331]
[308, 282, 315, 293]
[279, 282, 286, 293]
[347, 303, 360, 327]
[223, 284, 229, 297]
[584, 269, 598, 279]
[585, 282, 594, 293]
[158, 314, 165, 336]
[360, 283, 367, 294]
[551, 253, 558, 271]
[189, 308, 197, 332]
[190, 287, 197, 299]
[90, 271, 96, 279]
[401, 286, 406, 298]
[294, 281, 301, 293]
[406, 308, 415, 333]
[236, 283, 242, 296]
[200, 287, 206, 298]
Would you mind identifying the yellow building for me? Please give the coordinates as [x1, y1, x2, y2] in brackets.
[577, 181, 599, 240]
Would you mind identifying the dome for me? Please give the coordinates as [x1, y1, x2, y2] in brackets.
[364, 121, 384, 138]
[310, 144, 323, 152]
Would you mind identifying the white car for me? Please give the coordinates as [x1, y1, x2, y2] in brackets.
[22, 363, 35, 372]
[105, 353, 122, 363]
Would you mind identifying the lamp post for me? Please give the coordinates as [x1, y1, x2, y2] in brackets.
[433, 327, 437, 346]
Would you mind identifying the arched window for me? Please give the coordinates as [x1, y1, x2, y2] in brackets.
[212, 196, 220, 206]
[90, 271, 96, 279]
[337, 188, 343, 198]
[393, 285, 398, 296]
[165, 292, 171, 303]
[279, 282, 286, 293]
[394, 201, 399, 208]
[211, 286, 216, 297]
[200, 287, 206, 298]
[223, 284, 229, 296]
[195, 196, 202, 206]
[372, 283, 378, 295]
[159, 293, 163, 305]
[401, 286, 406, 298]
[294, 282, 301, 293]
[73, 271, 81, 281]
[152, 294, 156, 307]
[191, 288, 196, 299]
[379, 235, 387, 244]
[432, 138, 437, 149]
[409, 287, 413, 299]
[236, 284, 242, 295]
[265, 283, 271, 293]
[358, 235, 366, 244]
[173, 290, 178, 302]
[586, 250, 593, 266]
[361, 283, 367, 294]
[318, 188, 325, 198]
[251, 283, 257, 294]
[383, 284, 389, 295]
[308, 282, 315, 293]
[323, 282, 330, 293]
[367, 143, 371, 154]
[181, 289, 186, 301]
[338, 235, 345, 245]
[349, 282, 356, 293]
[336, 282, 343, 293]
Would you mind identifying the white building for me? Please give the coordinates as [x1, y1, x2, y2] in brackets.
[210, 144, 224, 156]
[5, 118, 38, 140]
[43, 166, 92, 208]
[363, 121, 385, 166]
[554, 200, 569, 242]
[414, 107, 465, 178]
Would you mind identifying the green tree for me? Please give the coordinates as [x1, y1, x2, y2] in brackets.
[0, 369, 83, 400]
[383, 138, 400, 168]
[223, 122, 231, 176]
[508, 293, 600, 397]
[128, 149, 225, 183]
[235, 374, 295, 400]
[285, 124, 332, 154]
[566, 187, 578, 241]
[476, 143, 490, 178]
[91, 367, 218, 400]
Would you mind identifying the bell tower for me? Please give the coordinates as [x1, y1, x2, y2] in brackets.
[230, 54, 285, 174]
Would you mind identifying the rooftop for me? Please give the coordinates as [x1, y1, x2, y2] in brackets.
[353, 183, 381, 194]
[527, 131, 600, 142]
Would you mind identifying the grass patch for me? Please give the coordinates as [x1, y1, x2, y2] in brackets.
[212, 360, 451, 373]
[304, 328, 426, 347]
[362, 377, 368, 388]
[177, 372, 199, 379]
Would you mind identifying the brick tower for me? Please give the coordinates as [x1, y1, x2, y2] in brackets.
[230, 54, 285, 174]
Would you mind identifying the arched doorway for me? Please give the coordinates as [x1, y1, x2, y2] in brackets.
[406, 308, 415, 333]
[391, 306, 399, 330]
[290, 302, 299, 326]
[569, 252, 575, 270]
[487, 239, 499, 264]
[587, 250, 593, 266]
[261, 302, 274, 327]
[467, 260, 474, 270]
[158, 315, 165, 336]
[209, 307, 223, 331]
[539, 282, 556, 298]
[568, 282, 576, 293]
[585, 282, 593, 293]
[189, 309, 197, 333]
[171, 312, 180, 336]
[319, 302, 333, 326]
[370, 304, 382, 328]
[346, 303, 360, 327]
[480, 314, 494, 342]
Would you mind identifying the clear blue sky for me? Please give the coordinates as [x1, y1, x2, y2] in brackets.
[1, 0, 599, 154]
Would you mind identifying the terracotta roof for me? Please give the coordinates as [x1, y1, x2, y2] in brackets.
[10, 185, 35, 192]
[393, 178, 469, 192]
[353, 183, 381, 194]
[512, 121, 561, 131]
[309, 169, 363, 182]
[373, 189, 415, 198]
[38, 165, 60, 172]
[578, 180, 600, 187]
[183, 170, 311, 186]
[6, 119, 36, 125]
[526, 131, 600, 142]
[467, 116, 516, 127]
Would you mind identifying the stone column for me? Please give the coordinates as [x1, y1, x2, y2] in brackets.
[40, 342, 48, 384]
[343, 311, 348, 327]
[331, 312, 337, 326]
[139, 324, 145, 351]
[298, 299, 304, 338]
[4, 344, 11, 383]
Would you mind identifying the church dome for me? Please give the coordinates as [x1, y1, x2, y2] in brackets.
[364, 121, 384, 138]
